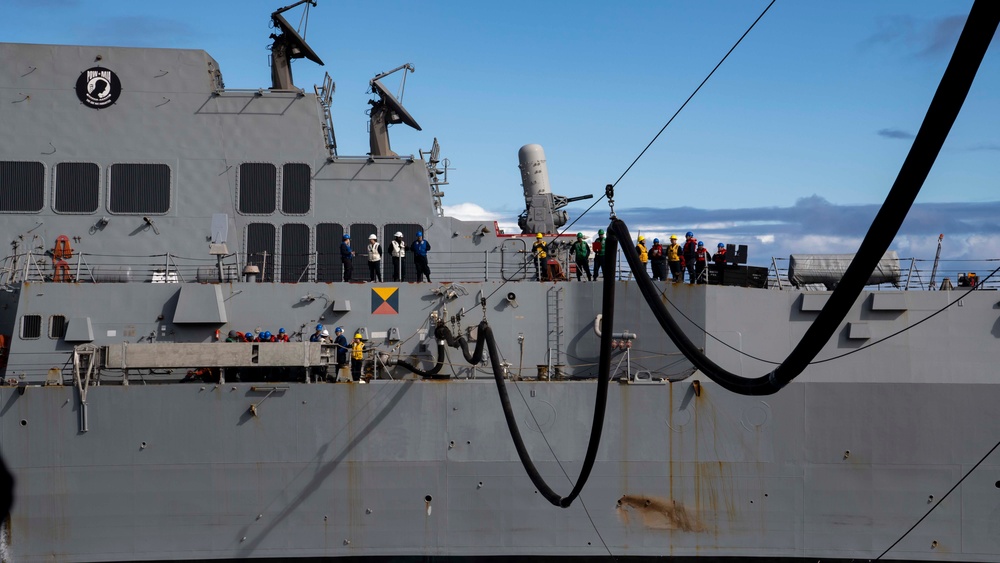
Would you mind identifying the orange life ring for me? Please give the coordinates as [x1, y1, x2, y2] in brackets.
[53, 235, 73, 260]
[53, 260, 72, 282]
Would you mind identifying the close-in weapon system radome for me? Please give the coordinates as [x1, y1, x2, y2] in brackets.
[516, 144, 592, 234]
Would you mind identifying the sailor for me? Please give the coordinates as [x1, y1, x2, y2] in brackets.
[411, 231, 431, 282]
[333, 327, 349, 382]
[682, 232, 698, 284]
[260, 331, 273, 343]
[309, 324, 324, 342]
[635, 235, 649, 274]
[390, 231, 406, 282]
[340, 234, 355, 282]
[226, 329, 241, 343]
[695, 241, 711, 284]
[649, 238, 667, 281]
[276, 327, 290, 342]
[572, 233, 592, 281]
[351, 333, 366, 383]
[367, 234, 382, 282]
[243, 329, 257, 343]
[713, 243, 727, 266]
[592, 229, 606, 280]
[531, 233, 548, 281]
[667, 234, 683, 283]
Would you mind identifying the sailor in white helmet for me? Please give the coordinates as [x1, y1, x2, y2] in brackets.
[390, 231, 406, 282]
[367, 234, 382, 282]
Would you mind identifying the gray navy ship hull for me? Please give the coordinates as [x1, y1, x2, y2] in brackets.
[2, 282, 1000, 561]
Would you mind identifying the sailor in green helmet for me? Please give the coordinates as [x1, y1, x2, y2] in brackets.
[572, 232, 592, 281]
[592, 229, 606, 280]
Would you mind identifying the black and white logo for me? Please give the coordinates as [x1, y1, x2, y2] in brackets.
[75, 67, 121, 109]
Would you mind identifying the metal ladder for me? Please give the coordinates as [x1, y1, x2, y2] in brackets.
[314, 73, 337, 158]
[546, 286, 564, 371]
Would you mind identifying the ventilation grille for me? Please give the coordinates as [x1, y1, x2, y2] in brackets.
[281, 224, 310, 282]
[21, 315, 42, 339]
[55, 162, 100, 213]
[316, 223, 344, 282]
[282, 163, 311, 214]
[0, 161, 44, 212]
[239, 163, 276, 214]
[246, 223, 276, 282]
[110, 163, 170, 213]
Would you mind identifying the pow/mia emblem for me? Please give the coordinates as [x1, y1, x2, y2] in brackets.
[75, 67, 121, 109]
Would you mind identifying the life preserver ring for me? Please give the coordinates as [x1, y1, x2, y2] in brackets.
[53, 235, 73, 260]
[53, 260, 72, 282]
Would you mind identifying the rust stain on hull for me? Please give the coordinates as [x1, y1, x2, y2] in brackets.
[616, 494, 706, 532]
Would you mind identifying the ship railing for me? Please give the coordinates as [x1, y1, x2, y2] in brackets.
[768, 257, 1000, 291]
[0, 251, 242, 285]
[5, 248, 994, 290]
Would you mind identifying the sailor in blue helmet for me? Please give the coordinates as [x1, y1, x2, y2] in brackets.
[340, 233, 355, 282]
[713, 243, 727, 266]
[309, 324, 324, 342]
[649, 237, 667, 281]
[333, 327, 349, 382]
[694, 240, 711, 284]
[276, 327, 289, 342]
[411, 230, 431, 282]
[244, 329, 257, 342]
[682, 231, 698, 284]
[260, 330, 273, 342]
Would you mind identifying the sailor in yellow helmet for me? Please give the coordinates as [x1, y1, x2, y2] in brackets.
[531, 233, 548, 281]
[635, 235, 649, 274]
[351, 333, 366, 383]
[667, 235, 683, 282]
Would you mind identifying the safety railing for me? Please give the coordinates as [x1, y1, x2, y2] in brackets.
[2, 248, 996, 290]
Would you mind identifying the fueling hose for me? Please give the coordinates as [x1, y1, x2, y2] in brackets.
[605, 0, 999, 395]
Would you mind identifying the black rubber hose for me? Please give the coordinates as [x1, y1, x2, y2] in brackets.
[395, 341, 448, 379]
[484, 237, 617, 508]
[436, 321, 487, 364]
[608, 0, 999, 395]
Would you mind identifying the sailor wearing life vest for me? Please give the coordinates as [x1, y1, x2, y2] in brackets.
[695, 241, 711, 284]
[649, 238, 667, 281]
[351, 333, 366, 383]
[682, 232, 698, 284]
[531, 233, 548, 281]
[667, 234, 683, 283]
[635, 235, 648, 274]
[713, 243, 727, 266]
[390, 232, 406, 282]
[571, 233, 592, 281]
[592, 230, 606, 280]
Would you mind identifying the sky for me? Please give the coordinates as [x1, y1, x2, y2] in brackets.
[9, 0, 999, 278]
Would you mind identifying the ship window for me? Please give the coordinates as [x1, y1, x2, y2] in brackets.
[109, 163, 170, 213]
[282, 163, 311, 214]
[21, 315, 42, 339]
[384, 224, 423, 282]
[49, 315, 67, 339]
[246, 223, 275, 282]
[239, 163, 276, 214]
[350, 223, 377, 264]
[281, 224, 311, 282]
[54, 162, 100, 213]
[315, 223, 344, 282]
[0, 161, 45, 213]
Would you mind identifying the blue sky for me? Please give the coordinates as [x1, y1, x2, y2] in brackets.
[10, 0, 999, 270]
